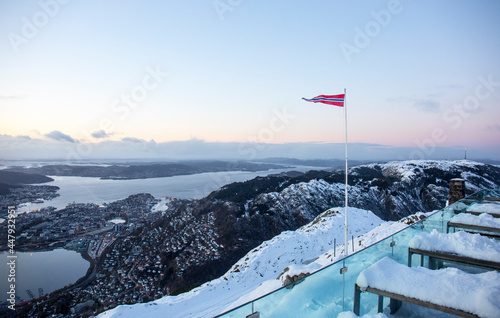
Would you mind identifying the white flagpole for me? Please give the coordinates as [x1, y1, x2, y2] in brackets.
[343, 88, 349, 257]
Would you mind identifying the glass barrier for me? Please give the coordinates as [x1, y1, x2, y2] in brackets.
[216, 191, 492, 317]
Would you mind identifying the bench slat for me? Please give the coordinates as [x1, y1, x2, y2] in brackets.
[409, 247, 500, 270]
[447, 221, 500, 238]
[355, 284, 479, 318]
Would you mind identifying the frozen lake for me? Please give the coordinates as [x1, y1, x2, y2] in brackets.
[18, 166, 323, 213]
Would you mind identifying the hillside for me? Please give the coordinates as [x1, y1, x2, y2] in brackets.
[0, 170, 53, 185]
[0, 170, 54, 196]
[5, 161, 284, 180]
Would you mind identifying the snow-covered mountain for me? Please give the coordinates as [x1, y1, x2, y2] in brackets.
[245, 160, 500, 222]
[99, 207, 424, 318]
[98, 159, 500, 317]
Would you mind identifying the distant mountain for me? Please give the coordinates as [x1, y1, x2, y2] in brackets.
[258, 157, 372, 169]
[213, 160, 500, 221]
[478, 159, 500, 166]
[0, 170, 53, 185]
[6, 161, 286, 180]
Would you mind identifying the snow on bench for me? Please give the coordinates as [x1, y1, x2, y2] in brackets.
[447, 213, 500, 237]
[465, 202, 500, 217]
[353, 257, 500, 318]
[408, 229, 500, 270]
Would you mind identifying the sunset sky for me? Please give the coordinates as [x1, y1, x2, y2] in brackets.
[1, 0, 500, 160]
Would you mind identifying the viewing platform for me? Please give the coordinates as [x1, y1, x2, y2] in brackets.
[216, 188, 500, 317]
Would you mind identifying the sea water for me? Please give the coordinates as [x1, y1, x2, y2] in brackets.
[17, 166, 321, 212]
[0, 249, 90, 301]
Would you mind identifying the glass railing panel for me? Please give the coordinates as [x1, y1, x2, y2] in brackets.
[252, 260, 347, 317]
[342, 228, 416, 315]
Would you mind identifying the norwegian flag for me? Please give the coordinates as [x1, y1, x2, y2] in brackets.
[302, 94, 345, 107]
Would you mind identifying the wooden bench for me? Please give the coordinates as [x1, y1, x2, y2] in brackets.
[408, 230, 500, 271]
[353, 257, 500, 317]
[408, 247, 500, 270]
[447, 220, 500, 238]
[353, 283, 479, 317]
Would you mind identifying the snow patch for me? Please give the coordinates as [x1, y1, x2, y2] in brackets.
[408, 229, 500, 262]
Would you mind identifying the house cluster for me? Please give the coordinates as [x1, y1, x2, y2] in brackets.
[0, 185, 59, 209]
[0, 194, 160, 251]
[3, 192, 229, 316]
[164, 211, 221, 275]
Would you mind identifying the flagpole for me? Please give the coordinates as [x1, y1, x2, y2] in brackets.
[343, 88, 348, 257]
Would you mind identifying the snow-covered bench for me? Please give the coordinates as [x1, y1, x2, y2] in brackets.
[447, 213, 500, 238]
[407, 229, 500, 270]
[464, 202, 500, 218]
[353, 257, 500, 318]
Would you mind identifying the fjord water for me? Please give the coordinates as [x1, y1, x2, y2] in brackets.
[17, 165, 321, 212]
[1, 249, 90, 301]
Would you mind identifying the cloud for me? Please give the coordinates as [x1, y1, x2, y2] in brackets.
[486, 124, 500, 132]
[44, 130, 77, 143]
[122, 137, 145, 143]
[0, 135, 499, 161]
[412, 99, 441, 113]
[388, 94, 441, 113]
[16, 135, 32, 140]
[91, 130, 110, 139]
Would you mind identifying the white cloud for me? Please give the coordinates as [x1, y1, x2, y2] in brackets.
[0, 135, 498, 161]
[91, 130, 111, 139]
[44, 130, 77, 143]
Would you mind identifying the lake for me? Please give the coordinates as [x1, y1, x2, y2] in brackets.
[0, 249, 90, 301]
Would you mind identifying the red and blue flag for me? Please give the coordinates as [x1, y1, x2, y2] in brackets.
[302, 94, 345, 107]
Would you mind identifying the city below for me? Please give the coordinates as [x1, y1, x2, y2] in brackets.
[0, 191, 223, 316]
